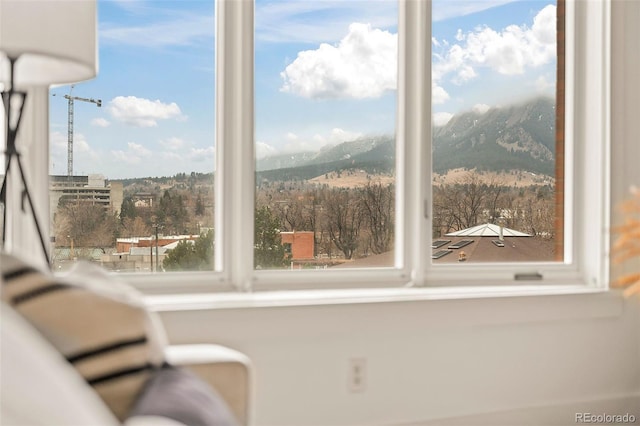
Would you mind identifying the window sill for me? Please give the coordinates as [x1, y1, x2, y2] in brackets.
[145, 285, 623, 326]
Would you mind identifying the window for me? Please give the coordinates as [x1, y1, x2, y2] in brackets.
[431, 0, 563, 266]
[3, 0, 609, 293]
[48, 1, 215, 274]
[254, 0, 398, 270]
[424, 0, 610, 286]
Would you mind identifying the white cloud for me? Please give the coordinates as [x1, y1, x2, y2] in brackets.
[159, 137, 186, 151]
[161, 152, 184, 162]
[262, 128, 363, 154]
[472, 103, 491, 114]
[75, 138, 91, 153]
[535, 75, 554, 93]
[51, 131, 75, 153]
[187, 147, 215, 162]
[256, 141, 278, 159]
[317, 128, 363, 145]
[532, 4, 557, 45]
[433, 83, 450, 105]
[111, 142, 152, 165]
[107, 96, 183, 127]
[433, 112, 454, 127]
[128, 142, 152, 158]
[112, 150, 140, 165]
[280, 23, 397, 99]
[50, 131, 66, 163]
[434, 5, 556, 84]
[50, 131, 102, 175]
[157, 138, 214, 163]
[91, 118, 111, 128]
[285, 128, 362, 153]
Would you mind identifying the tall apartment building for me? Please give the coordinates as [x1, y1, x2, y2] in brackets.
[49, 174, 123, 224]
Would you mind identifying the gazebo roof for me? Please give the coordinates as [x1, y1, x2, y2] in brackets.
[445, 223, 530, 237]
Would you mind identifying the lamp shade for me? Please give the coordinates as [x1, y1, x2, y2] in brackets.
[0, 0, 97, 88]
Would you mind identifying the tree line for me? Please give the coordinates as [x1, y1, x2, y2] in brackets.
[52, 185, 213, 262]
[51, 170, 555, 269]
[256, 181, 395, 263]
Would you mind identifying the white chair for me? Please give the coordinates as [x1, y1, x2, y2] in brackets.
[0, 253, 252, 426]
[1, 301, 251, 425]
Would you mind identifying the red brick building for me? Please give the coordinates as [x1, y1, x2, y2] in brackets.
[280, 231, 314, 260]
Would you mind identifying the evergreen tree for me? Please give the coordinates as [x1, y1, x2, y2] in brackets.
[254, 206, 288, 268]
[163, 229, 214, 271]
[120, 197, 136, 224]
[157, 189, 190, 234]
[195, 193, 205, 216]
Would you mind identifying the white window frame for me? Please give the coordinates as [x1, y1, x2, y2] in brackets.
[7, 0, 610, 295]
[249, 0, 611, 292]
[423, 0, 610, 289]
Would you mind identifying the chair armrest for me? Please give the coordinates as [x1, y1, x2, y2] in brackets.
[164, 344, 251, 425]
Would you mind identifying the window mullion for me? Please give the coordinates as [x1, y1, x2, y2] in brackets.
[400, 0, 431, 286]
[573, 0, 611, 287]
[554, 0, 565, 261]
[215, 0, 255, 290]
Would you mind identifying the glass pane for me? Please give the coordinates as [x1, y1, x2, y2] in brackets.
[431, 0, 562, 264]
[49, 1, 215, 273]
[254, 0, 398, 270]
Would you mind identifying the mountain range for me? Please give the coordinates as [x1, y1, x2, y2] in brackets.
[256, 97, 556, 182]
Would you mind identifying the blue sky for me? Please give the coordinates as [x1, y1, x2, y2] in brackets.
[48, 0, 556, 179]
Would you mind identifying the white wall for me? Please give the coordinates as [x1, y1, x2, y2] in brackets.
[157, 1, 640, 425]
[158, 294, 639, 426]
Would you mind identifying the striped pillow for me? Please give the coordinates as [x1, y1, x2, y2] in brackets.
[1, 253, 168, 421]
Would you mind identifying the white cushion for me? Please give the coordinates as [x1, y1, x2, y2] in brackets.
[0, 302, 119, 425]
[1, 253, 168, 420]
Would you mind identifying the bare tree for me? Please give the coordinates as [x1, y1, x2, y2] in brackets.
[273, 194, 306, 231]
[433, 171, 506, 233]
[55, 200, 116, 251]
[521, 187, 555, 238]
[301, 190, 325, 258]
[323, 188, 363, 259]
[359, 182, 394, 254]
[121, 216, 151, 238]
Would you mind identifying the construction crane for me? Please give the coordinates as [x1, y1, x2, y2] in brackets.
[53, 85, 102, 177]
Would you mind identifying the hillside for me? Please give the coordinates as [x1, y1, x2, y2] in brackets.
[256, 97, 556, 183]
[256, 135, 395, 182]
[432, 97, 555, 175]
[116, 97, 557, 188]
[256, 152, 316, 171]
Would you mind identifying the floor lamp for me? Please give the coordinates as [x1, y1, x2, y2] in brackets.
[0, 0, 98, 265]
[1, 57, 49, 262]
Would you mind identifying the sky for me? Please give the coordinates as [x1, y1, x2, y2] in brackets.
[47, 0, 557, 179]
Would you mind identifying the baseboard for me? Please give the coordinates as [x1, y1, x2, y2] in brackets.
[402, 393, 640, 426]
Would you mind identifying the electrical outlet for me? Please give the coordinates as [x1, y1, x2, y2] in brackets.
[348, 357, 367, 393]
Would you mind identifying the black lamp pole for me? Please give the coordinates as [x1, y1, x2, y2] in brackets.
[0, 56, 50, 264]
